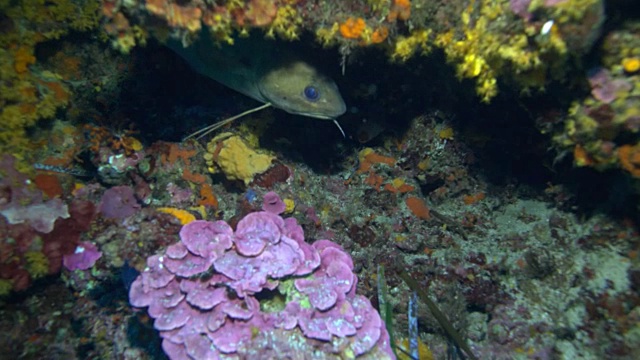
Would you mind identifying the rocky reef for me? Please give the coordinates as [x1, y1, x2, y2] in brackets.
[1, 1, 639, 359]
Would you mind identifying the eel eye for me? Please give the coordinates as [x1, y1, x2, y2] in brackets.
[303, 86, 319, 101]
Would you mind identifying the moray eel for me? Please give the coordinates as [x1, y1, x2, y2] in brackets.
[168, 34, 346, 138]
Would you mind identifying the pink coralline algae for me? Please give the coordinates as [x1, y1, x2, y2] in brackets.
[129, 211, 394, 359]
[587, 67, 632, 104]
[509, 0, 532, 20]
[261, 191, 286, 214]
[0, 154, 69, 233]
[63, 241, 102, 271]
[99, 185, 140, 219]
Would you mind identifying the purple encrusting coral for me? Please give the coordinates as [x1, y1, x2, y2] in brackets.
[0, 154, 69, 233]
[63, 241, 102, 271]
[509, 0, 532, 20]
[261, 191, 287, 215]
[129, 212, 394, 359]
[587, 67, 632, 104]
[99, 185, 140, 219]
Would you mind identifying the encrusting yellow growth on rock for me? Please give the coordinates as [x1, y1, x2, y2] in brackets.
[0, 279, 12, 296]
[266, 4, 303, 40]
[431, 0, 572, 101]
[157, 207, 196, 225]
[396, 336, 434, 360]
[392, 29, 432, 62]
[204, 133, 275, 185]
[24, 251, 49, 279]
[0, 0, 99, 167]
[283, 198, 295, 214]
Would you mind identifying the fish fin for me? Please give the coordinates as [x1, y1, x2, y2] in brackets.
[183, 103, 272, 141]
[168, 35, 269, 104]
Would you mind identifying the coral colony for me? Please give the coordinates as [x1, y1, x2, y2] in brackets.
[129, 204, 393, 359]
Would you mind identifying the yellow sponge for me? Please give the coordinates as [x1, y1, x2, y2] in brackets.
[204, 133, 274, 185]
[157, 207, 196, 225]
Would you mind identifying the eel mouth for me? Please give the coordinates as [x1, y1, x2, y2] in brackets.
[291, 102, 347, 120]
